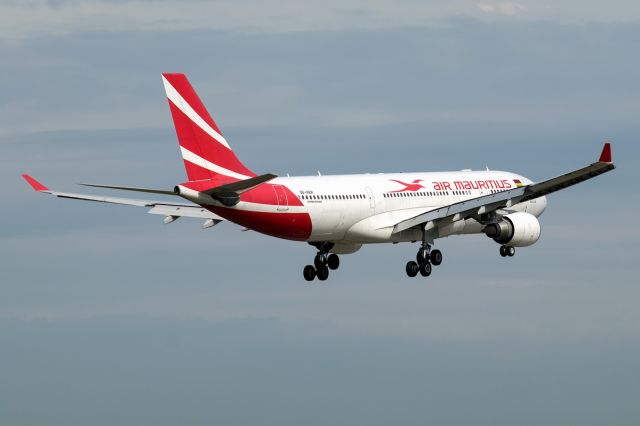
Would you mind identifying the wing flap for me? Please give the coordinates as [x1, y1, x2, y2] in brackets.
[147, 204, 222, 219]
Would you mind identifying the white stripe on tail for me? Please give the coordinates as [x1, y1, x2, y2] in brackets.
[162, 73, 256, 181]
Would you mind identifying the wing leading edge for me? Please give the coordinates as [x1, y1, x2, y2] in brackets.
[393, 143, 615, 234]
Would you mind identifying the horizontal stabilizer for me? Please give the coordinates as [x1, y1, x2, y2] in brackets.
[203, 173, 277, 195]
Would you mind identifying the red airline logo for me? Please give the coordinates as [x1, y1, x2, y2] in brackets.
[389, 179, 425, 192]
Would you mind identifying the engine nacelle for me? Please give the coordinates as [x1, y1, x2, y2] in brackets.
[483, 212, 541, 247]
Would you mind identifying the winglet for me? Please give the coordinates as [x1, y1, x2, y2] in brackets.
[22, 174, 50, 192]
[599, 142, 612, 163]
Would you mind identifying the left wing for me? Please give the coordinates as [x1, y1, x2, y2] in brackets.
[393, 143, 615, 234]
[22, 174, 223, 228]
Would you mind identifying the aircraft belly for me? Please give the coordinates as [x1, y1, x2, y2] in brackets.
[210, 204, 312, 241]
[309, 208, 346, 240]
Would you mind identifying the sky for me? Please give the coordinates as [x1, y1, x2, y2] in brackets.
[1, 1, 639, 425]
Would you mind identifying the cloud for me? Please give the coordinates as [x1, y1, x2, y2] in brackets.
[2, 0, 640, 41]
[477, 2, 525, 16]
[2, 20, 640, 141]
[0, 0, 470, 41]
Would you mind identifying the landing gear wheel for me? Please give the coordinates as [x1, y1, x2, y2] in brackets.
[419, 262, 432, 277]
[327, 254, 340, 270]
[303, 265, 316, 281]
[507, 246, 515, 257]
[316, 266, 329, 281]
[406, 261, 419, 277]
[314, 254, 325, 269]
[430, 249, 443, 266]
[499, 246, 508, 257]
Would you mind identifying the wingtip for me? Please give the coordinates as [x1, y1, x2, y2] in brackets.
[22, 174, 49, 192]
[599, 142, 613, 163]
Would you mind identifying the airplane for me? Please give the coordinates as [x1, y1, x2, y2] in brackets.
[23, 73, 615, 282]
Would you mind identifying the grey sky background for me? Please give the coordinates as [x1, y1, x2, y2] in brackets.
[1, 1, 639, 425]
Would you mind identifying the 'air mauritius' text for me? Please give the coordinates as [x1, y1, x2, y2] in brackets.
[432, 179, 513, 191]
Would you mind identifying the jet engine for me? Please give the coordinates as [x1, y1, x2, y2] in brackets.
[482, 212, 541, 247]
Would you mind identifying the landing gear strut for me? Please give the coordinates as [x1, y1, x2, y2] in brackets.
[499, 245, 515, 257]
[304, 242, 339, 282]
[406, 225, 443, 279]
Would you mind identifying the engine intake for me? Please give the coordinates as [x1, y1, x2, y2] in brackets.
[483, 212, 541, 247]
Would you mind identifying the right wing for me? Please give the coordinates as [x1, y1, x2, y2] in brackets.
[393, 143, 615, 234]
[22, 174, 223, 228]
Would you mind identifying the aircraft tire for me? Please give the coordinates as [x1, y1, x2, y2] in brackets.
[431, 250, 443, 266]
[317, 266, 329, 281]
[327, 254, 340, 270]
[303, 265, 316, 281]
[406, 261, 419, 277]
[419, 262, 432, 277]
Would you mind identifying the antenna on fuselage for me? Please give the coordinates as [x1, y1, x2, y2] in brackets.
[317, 171, 322, 176]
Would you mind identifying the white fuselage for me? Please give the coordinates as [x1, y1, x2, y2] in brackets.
[265, 170, 547, 246]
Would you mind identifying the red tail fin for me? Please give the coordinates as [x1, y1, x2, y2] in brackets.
[162, 73, 256, 181]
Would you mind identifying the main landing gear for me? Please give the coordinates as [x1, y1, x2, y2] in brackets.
[303, 243, 340, 282]
[499, 245, 516, 257]
[405, 226, 443, 279]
